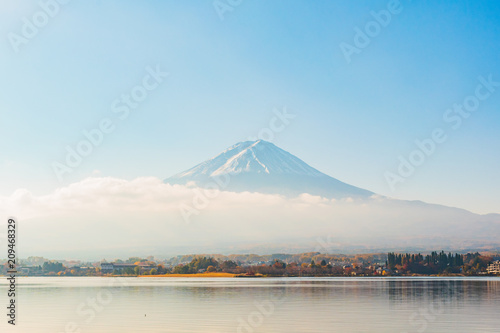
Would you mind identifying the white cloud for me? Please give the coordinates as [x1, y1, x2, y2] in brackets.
[0, 176, 499, 259]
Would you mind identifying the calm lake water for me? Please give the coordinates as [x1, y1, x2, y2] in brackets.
[0, 276, 499, 332]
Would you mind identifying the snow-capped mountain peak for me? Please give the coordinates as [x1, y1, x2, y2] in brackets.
[165, 140, 373, 198]
[179, 140, 324, 178]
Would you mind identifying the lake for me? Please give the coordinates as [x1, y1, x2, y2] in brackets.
[0, 277, 499, 332]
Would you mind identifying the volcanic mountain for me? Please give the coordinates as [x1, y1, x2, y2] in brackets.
[164, 140, 373, 198]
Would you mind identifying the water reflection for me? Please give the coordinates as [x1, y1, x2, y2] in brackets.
[0, 277, 498, 332]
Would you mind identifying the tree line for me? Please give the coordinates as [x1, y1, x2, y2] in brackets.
[387, 251, 491, 275]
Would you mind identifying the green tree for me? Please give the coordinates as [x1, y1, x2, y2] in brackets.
[42, 261, 64, 273]
[221, 260, 238, 271]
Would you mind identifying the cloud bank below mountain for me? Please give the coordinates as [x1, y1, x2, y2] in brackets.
[1, 176, 499, 259]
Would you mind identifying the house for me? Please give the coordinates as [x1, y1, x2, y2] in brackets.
[101, 262, 114, 274]
[17, 266, 42, 276]
[101, 262, 155, 274]
[376, 267, 391, 275]
[487, 261, 500, 274]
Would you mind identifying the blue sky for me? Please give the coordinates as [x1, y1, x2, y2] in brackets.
[1, 0, 499, 214]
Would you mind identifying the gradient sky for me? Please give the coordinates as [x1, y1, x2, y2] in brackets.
[1, 0, 499, 214]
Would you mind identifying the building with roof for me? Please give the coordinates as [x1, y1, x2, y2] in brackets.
[487, 261, 500, 274]
[101, 262, 155, 275]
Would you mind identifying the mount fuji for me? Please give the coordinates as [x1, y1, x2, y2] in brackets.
[164, 140, 373, 198]
[161, 140, 500, 252]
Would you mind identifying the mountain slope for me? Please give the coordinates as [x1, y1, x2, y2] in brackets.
[165, 140, 373, 198]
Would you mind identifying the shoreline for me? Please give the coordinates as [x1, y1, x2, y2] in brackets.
[140, 272, 237, 278]
[0, 272, 500, 279]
